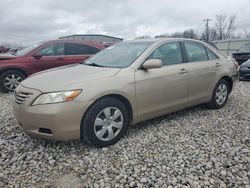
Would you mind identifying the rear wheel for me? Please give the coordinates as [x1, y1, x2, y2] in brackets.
[0, 70, 26, 92]
[207, 79, 229, 109]
[81, 97, 129, 147]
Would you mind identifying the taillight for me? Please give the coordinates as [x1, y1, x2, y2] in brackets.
[233, 59, 239, 70]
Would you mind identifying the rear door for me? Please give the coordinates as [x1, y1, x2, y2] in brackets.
[29, 43, 67, 74]
[65, 43, 100, 64]
[183, 41, 220, 105]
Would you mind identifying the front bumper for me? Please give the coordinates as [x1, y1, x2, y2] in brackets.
[239, 69, 250, 81]
[12, 84, 90, 141]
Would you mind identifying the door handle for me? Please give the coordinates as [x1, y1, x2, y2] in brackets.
[179, 68, 188, 74]
[57, 57, 64, 60]
[215, 63, 221, 67]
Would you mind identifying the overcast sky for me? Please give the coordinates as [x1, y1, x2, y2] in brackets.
[0, 0, 250, 45]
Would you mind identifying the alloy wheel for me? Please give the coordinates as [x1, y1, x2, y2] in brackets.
[3, 74, 22, 91]
[215, 83, 228, 105]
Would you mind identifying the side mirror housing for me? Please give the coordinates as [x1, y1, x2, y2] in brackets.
[32, 54, 42, 59]
[142, 59, 162, 69]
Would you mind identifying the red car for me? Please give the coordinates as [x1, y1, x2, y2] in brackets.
[0, 40, 105, 92]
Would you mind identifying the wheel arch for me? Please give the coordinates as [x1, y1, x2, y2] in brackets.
[220, 75, 233, 93]
[83, 94, 134, 124]
[0, 67, 28, 77]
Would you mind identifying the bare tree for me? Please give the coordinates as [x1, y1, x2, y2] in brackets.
[209, 28, 218, 41]
[170, 32, 182, 38]
[134, 35, 152, 39]
[244, 29, 250, 38]
[214, 14, 236, 40]
[155, 29, 198, 39]
[182, 29, 198, 39]
[155, 33, 170, 38]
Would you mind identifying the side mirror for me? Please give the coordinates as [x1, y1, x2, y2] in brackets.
[32, 54, 42, 59]
[142, 59, 162, 69]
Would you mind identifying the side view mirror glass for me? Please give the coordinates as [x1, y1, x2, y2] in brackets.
[142, 59, 162, 69]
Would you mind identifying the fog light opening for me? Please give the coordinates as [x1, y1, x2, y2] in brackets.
[39, 128, 52, 135]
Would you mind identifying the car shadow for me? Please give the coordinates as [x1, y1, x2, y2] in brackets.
[7, 104, 210, 151]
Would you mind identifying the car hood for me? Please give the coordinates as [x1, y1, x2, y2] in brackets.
[241, 60, 250, 67]
[21, 64, 121, 92]
[233, 52, 250, 55]
[0, 53, 17, 60]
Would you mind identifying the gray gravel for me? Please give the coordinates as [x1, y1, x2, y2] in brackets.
[0, 82, 250, 188]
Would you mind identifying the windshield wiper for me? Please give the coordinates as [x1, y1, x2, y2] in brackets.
[85, 63, 105, 67]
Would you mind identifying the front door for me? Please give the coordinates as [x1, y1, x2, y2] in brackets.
[29, 43, 67, 74]
[135, 41, 189, 121]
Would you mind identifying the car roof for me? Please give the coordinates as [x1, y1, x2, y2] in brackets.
[125, 37, 206, 44]
[44, 39, 105, 49]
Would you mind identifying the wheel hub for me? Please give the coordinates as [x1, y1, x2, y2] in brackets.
[94, 107, 124, 141]
[4, 74, 22, 91]
[215, 83, 228, 105]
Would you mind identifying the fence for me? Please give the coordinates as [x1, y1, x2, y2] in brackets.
[213, 38, 250, 56]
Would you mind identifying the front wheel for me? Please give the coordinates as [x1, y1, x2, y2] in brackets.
[81, 97, 129, 148]
[0, 70, 26, 92]
[207, 79, 230, 109]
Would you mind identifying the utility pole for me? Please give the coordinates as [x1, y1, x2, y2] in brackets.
[203, 18, 212, 41]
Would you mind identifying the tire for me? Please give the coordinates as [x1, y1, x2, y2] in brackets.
[207, 79, 230, 109]
[81, 97, 129, 148]
[0, 70, 26, 92]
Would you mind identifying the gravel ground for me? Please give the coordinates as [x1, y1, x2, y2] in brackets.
[0, 82, 250, 188]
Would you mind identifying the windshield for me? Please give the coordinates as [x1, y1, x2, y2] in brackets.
[16, 41, 43, 56]
[238, 45, 250, 52]
[85, 42, 152, 68]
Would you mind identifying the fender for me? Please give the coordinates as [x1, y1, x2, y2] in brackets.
[0, 66, 29, 76]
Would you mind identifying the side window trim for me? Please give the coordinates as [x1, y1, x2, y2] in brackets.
[146, 41, 184, 67]
[180, 41, 188, 63]
[34, 43, 65, 56]
[205, 47, 219, 60]
[139, 41, 186, 69]
[183, 41, 209, 63]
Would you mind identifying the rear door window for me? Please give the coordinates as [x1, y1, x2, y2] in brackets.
[37, 43, 65, 56]
[65, 43, 100, 55]
[206, 48, 219, 60]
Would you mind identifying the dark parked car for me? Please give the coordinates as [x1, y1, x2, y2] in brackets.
[239, 59, 250, 81]
[0, 40, 105, 92]
[232, 44, 250, 65]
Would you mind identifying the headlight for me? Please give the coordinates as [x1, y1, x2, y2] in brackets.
[32, 90, 81, 105]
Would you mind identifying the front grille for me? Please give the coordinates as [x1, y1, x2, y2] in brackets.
[14, 91, 33, 104]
